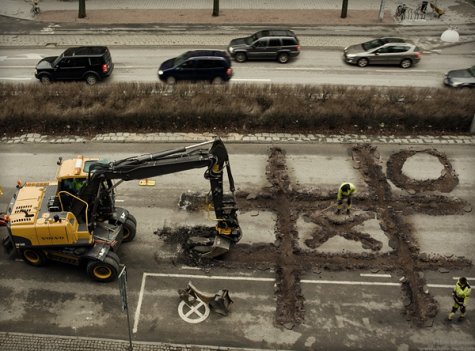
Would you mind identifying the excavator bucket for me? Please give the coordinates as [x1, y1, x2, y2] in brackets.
[198, 235, 232, 258]
[209, 290, 233, 316]
[179, 281, 233, 316]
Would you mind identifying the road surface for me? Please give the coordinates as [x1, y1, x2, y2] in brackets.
[1, 47, 474, 87]
[0, 142, 474, 350]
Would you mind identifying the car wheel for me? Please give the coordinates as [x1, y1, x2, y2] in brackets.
[39, 75, 51, 84]
[22, 249, 47, 266]
[357, 58, 369, 68]
[212, 76, 224, 85]
[235, 52, 247, 63]
[166, 76, 176, 85]
[85, 74, 97, 85]
[277, 53, 289, 64]
[400, 59, 412, 69]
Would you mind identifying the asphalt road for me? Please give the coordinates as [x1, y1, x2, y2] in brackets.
[0, 142, 474, 350]
[1, 47, 474, 87]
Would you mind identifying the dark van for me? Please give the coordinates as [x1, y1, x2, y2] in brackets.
[158, 50, 233, 85]
[35, 46, 114, 85]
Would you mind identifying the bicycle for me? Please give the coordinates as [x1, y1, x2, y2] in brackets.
[31, 0, 41, 16]
[395, 4, 407, 21]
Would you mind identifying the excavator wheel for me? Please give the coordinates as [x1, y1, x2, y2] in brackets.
[127, 213, 137, 226]
[86, 256, 120, 283]
[21, 249, 47, 267]
[122, 218, 137, 243]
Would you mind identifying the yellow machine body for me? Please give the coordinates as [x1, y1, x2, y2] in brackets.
[8, 182, 92, 248]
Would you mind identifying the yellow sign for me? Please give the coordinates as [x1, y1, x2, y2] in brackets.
[139, 179, 155, 186]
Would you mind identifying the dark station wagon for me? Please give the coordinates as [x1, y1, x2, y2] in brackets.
[158, 50, 233, 85]
[227, 29, 300, 64]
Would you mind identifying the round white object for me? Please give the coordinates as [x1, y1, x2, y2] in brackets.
[440, 29, 459, 43]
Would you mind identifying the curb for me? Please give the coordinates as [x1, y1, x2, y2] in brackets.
[2, 133, 474, 145]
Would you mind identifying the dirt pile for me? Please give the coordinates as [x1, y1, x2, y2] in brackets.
[156, 144, 472, 327]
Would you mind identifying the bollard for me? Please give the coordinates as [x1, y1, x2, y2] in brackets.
[341, 0, 348, 18]
[378, 0, 387, 22]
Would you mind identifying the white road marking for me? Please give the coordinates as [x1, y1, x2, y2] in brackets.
[0, 54, 43, 61]
[0, 66, 34, 68]
[177, 299, 210, 324]
[0, 77, 32, 80]
[132, 273, 148, 334]
[275, 67, 430, 73]
[180, 266, 201, 270]
[360, 273, 392, 278]
[132, 272, 456, 333]
[301, 279, 400, 286]
[231, 78, 272, 82]
[452, 277, 475, 280]
[145, 272, 275, 281]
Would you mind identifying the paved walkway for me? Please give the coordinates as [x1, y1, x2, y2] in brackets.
[2, 132, 474, 145]
[0, 331, 244, 351]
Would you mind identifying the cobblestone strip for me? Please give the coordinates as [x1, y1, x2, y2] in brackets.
[0, 34, 374, 49]
[0, 332, 246, 351]
[1, 133, 474, 145]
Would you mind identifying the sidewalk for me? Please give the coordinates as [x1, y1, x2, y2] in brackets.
[1, 0, 475, 49]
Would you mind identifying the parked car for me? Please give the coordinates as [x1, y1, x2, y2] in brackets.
[227, 29, 300, 64]
[158, 50, 232, 85]
[443, 66, 475, 88]
[35, 46, 113, 85]
[343, 37, 421, 68]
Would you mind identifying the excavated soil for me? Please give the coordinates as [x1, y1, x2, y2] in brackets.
[157, 144, 472, 328]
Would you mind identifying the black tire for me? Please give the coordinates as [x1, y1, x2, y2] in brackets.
[85, 74, 97, 85]
[166, 76, 176, 85]
[277, 52, 289, 64]
[22, 249, 47, 267]
[122, 218, 137, 243]
[212, 76, 224, 85]
[357, 58, 369, 68]
[127, 213, 137, 226]
[235, 52, 247, 63]
[39, 75, 51, 84]
[400, 58, 412, 69]
[105, 251, 121, 266]
[87, 257, 119, 283]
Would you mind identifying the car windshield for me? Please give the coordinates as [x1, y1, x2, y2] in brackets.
[52, 53, 64, 66]
[247, 33, 260, 44]
[469, 66, 475, 77]
[174, 52, 191, 66]
[362, 39, 384, 51]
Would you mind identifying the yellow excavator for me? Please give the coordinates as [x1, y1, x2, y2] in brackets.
[2, 139, 242, 282]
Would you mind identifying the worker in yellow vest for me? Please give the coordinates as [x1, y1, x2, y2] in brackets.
[335, 182, 356, 215]
[449, 277, 471, 321]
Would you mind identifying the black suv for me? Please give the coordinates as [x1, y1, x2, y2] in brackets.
[158, 50, 233, 85]
[35, 46, 114, 85]
[227, 29, 300, 64]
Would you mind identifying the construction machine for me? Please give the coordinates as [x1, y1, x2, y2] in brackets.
[2, 139, 242, 282]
